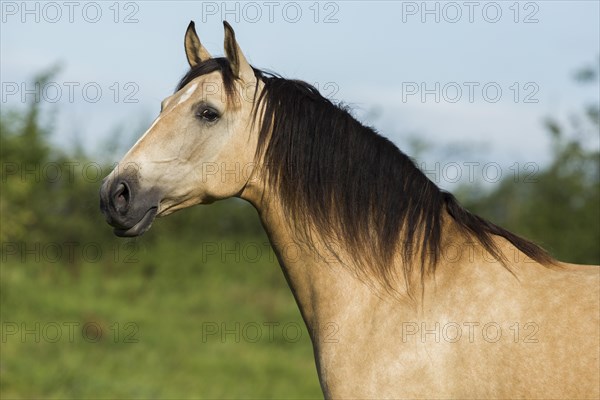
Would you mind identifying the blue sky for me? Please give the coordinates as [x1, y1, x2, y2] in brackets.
[1, 1, 599, 187]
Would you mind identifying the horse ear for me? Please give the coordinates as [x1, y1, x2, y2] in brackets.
[223, 21, 254, 82]
[184, 21, 212, 67]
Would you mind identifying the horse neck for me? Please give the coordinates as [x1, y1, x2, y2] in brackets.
[250, 193, 380, 326]
[240, 180, 438, 335]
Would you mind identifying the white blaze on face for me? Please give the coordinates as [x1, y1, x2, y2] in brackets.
[120, 82, 200, 162]
[177, 82, 199, 105]
[121, 114, 162, 161]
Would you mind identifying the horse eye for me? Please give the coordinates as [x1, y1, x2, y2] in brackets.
[197, 107, 220, 122]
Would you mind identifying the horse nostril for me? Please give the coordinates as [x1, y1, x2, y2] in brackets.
[113, 182, 130, 213]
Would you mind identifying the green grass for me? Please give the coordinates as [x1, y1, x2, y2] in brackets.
[1, 230, 322, 399]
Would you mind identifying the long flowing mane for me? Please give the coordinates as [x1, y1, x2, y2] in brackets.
[177, 58, 554, 292]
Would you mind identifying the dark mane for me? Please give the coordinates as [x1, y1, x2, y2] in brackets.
[177, 58, 554, 293]
[176, 57, 237, 95]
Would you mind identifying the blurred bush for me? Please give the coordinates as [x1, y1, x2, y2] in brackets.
[457, 61, 600, 264]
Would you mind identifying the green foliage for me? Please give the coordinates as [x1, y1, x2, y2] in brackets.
[458, 63, 600, 264]
[1, 241, 321, 399]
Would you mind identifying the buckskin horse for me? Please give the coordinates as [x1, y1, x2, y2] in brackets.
[100, 21, 600, 398]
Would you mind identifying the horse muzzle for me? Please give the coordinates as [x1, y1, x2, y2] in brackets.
[99, 174, 160, 237]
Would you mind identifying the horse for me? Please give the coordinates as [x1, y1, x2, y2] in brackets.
[100, 21, 600, 399]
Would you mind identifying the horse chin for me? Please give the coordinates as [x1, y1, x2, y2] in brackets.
[114, 207, 158, 237]
[156, 196, 211, 217]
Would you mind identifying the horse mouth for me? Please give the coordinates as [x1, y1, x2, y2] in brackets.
[113, 207, 158, 237]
